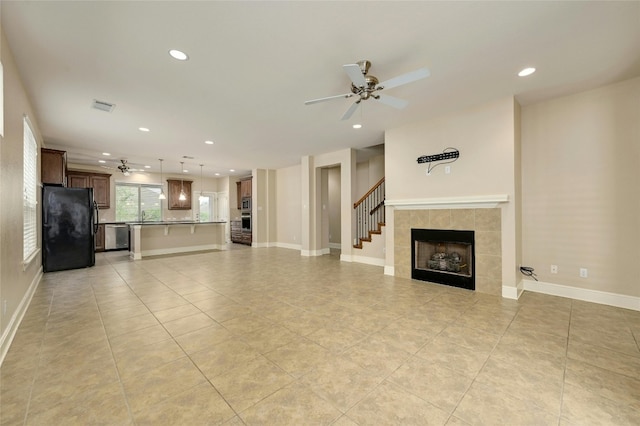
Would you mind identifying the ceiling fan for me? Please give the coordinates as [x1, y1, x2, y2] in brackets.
[304, 60, 430, 120]
[107, 159, 146, 176]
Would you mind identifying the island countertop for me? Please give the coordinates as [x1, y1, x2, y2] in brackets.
[127, 220, 227, 226]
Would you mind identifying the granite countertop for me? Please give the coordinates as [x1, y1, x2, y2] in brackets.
[127, 220, 227, 225]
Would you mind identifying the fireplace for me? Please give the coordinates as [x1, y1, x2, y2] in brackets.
[411, 228, 475, 290]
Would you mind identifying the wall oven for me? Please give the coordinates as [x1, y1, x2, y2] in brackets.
[241, 212, 251, 232]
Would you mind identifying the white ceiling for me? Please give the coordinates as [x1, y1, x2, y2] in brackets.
[3, 1, 639, 177]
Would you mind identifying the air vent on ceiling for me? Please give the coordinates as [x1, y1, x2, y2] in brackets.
[91, 99, 115, 112]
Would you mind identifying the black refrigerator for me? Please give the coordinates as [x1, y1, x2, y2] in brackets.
[42, 185, 97, 272]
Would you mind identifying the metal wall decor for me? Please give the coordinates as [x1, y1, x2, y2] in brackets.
[417, 147, 459, 174]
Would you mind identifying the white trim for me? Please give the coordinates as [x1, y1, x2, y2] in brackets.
[350, 255, 385, 267]
[502, 280, 524, 300]
[523, 279, 640, 311]
[1, 267, 42, 366]
[386, 194, 509, 210]
[274, 242, 302, 251]
[139, 244, 226, 258]
[329, 242, 341, 249]
[252, 242, 276, 248]
[384, 265, 395, 276]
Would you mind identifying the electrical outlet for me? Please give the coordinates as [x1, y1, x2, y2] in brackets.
[580, 268, 588, 278]
[445, 165, 451, 174]
[550, 265, 558, 274]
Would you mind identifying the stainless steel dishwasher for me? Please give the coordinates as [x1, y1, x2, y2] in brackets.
[105, 224, 129, 250]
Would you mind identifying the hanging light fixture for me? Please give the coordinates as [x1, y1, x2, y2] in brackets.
[178, 161, 187, 201]
[158, 159, 166, 200]
[198, 164, 205, 202]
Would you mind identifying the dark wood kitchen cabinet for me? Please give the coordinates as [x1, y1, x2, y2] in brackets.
[236, 177, 252, 209]
[167, 179, 193, 210]
[41, 148, 67, 185]
[67, 170, 111, 208]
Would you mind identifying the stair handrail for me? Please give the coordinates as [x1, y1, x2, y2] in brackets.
[353, 177, 385, 248]
[353, 177, 385, 209]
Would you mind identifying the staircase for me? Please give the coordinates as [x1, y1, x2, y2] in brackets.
[353, 177, 385, 249]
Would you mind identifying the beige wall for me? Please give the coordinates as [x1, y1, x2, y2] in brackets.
[0, 29, 44, 361]
[328, 166, 341, 245]
[252, 168, 277, 247]
[521, 77, 640, 297]
[275, 164, 302, 247]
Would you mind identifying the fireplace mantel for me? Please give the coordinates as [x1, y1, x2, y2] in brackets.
[386, 194, 509, 210]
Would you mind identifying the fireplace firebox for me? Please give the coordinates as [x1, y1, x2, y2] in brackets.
[411, 228, 475, 290]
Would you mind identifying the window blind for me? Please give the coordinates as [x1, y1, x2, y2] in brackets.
[23, 117, 38, 261]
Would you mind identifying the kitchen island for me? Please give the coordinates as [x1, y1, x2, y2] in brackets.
[129, 221, 227, 260]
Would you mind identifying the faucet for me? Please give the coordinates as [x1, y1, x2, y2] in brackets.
[141, 210, 146, 222]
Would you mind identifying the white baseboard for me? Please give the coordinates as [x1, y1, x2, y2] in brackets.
[140, 244, 225, 258]
[502, 280, 524, 300]
[350, 255, 385, 267]
[522, 279, 640, 311]
[329, 242, 341, 249]
[0, 267, 42, 366]
[274, 242, 302, 251]
[384, 265, 395, 276]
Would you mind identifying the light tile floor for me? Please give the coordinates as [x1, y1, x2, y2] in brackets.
[1, 246, 639, 425]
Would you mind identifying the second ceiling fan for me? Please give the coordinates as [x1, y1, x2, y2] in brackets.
[304, 60, 430, 120]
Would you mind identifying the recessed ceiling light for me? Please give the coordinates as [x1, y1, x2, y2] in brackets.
[518, 67, 536, 77]
[102, 152, 111, 156]
[169, 49, 189, 61]
[229, 169, 235, 172]
[139, 127, 150, 132]
[204, 140, 214, 145]
[98, 160, 106, 163]
[183, 170, 189, 173]
[144, 165, 151, 169]
[352, 124, 362, 129]
[215, 173, 220, 176]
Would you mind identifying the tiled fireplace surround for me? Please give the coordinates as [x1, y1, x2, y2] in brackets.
[394, 208, 502, 295]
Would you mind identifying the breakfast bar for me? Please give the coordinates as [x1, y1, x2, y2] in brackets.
[129, 221, 227, 260]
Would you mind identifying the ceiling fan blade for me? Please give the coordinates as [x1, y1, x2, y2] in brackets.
[304, 93, 353, 105]
[376, 94, 409, 109]
[343, 63, 366, 87]
[340, 101, 361, 121]
[378, 67, 430, 90]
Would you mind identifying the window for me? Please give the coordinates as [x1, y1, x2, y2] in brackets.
[23, 116, 38, 262]
[115, 183, 162, 222]
[198, 194, 212, 222]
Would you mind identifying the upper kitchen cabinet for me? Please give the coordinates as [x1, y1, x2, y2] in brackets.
[67, 170, 111, 209]
[167, 179, 193, 210]
[235, 177, 252, 209]
[41, 148, 67, 185]
[240, 177, 252, 198]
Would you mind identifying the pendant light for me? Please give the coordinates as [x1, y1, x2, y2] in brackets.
[158, 159, 166, 200]
[178, 161, 187, 201]
[198, 164, 205, 202]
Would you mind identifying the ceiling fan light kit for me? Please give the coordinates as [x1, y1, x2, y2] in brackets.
[305, 59, 430, 121]
[118, 159, 131, 176]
